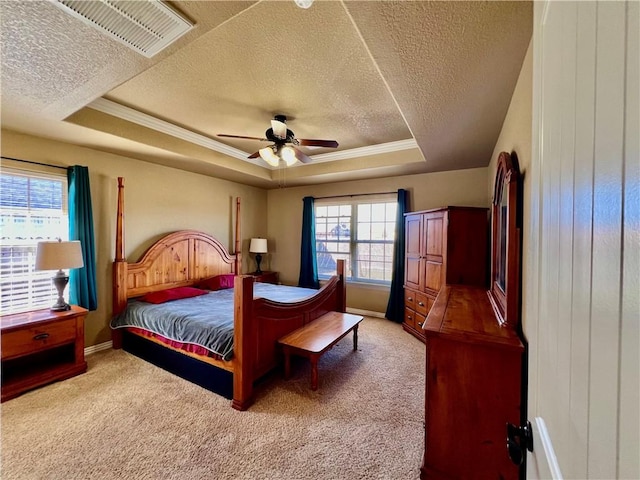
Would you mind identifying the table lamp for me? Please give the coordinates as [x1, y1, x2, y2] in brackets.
[249, 238, 268, 275]
[35, 239, 84, 311]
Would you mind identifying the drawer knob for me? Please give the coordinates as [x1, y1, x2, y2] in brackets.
[407, 315, 412, 320]
[418, 301, 425, 307]
[407, 297, 413, 301]
[33, 333, 50, 341]
[418, 322, 424, 327]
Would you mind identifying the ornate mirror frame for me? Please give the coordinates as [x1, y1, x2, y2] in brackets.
[489, 151, 521, 327]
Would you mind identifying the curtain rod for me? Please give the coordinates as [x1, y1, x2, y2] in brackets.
[1, 156, 67, 171]
[314, 191, 397, 200]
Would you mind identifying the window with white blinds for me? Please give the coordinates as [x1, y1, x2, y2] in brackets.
[1, 168, 69, 315]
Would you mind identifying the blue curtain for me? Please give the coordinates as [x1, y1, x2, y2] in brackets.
[385, 189, 408, 323]
[298, 196, 319, 288]
[68, 166, 98, 310]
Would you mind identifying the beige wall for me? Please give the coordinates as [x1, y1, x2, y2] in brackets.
[1, 130, 268, 347]
[267, 166, 490, 313]
[487, 40, 533, 198]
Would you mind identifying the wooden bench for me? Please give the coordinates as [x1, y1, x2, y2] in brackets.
[277, 311, 364, 391]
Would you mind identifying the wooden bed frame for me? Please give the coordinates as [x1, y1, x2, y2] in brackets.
[111, 178, 345, 410]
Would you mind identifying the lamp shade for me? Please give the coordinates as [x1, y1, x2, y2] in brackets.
[259, 146, 280, 167]
[249, 238, 268, 254]
[35, 240, 84, 271]
[281, 146, 297, 166]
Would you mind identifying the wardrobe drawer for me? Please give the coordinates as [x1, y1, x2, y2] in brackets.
[405, 289, 417, 310]
[415, 292, 433, 316]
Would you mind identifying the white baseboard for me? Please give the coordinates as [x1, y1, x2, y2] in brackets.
[85, 341, 112, 356]
[346, 307, 386, 319]
[534, 416, 563, 480]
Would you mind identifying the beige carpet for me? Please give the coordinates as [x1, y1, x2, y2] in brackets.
[1, 317, 425, 480]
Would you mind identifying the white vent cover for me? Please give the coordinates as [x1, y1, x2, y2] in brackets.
[51, 0, 194, 58]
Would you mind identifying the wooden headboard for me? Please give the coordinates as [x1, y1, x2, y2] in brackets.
[113, 177, 241, 314]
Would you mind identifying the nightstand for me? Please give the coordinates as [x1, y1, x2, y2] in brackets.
[1, 305, 88, 402]
[251, 271, 279, 284]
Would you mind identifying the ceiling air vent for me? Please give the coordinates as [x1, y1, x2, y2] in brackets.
[51, 0, 194, 58]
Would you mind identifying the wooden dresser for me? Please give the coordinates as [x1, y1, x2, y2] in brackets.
[421, 285, 523, 478]
[1, 306, 88, 402]
[403, 207, 489, 341]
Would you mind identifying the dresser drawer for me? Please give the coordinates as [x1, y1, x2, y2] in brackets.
[1, 318, 77, 360]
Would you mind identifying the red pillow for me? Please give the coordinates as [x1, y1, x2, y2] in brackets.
[140, 287, 208, 304]
[196, 274, 236, 291]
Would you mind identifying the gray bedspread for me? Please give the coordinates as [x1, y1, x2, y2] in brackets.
[109, 283, 318, 361]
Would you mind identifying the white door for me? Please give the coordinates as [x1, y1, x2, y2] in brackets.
[527, 1, 638, 478]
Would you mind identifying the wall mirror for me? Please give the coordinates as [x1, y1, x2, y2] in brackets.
[489, 151, 521, 327]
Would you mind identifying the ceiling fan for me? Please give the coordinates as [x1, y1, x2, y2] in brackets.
[218, 115, 339, 167]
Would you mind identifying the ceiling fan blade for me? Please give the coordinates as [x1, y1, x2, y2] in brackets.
[293, 146, 313, 164]
[248, 151, 261, 159]
[271, 119, 287, 139]
[297, 138, 339, 148]
[217, 134, 268, 141]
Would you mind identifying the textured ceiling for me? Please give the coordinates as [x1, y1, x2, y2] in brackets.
[0, 0, 532, 188]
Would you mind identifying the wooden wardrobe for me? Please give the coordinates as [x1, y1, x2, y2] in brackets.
[416, 153, 526, 479]
[403, 206, 489, 341]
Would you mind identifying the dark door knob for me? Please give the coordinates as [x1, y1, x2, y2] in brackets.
[506, 421, 534, 466]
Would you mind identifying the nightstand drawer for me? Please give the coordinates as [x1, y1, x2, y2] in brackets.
[253, 271, 279, 284]
[1, 318, 77, 360]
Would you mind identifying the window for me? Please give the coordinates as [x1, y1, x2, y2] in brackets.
[315, 195, 397, 285]
[1, 168, 68, 314]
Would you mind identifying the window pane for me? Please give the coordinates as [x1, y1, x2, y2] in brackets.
[357, 223, 370, 241]
[386, 203, 397, 222]
[339, 205, 351, 216]
[316, 205, 327, 218]
[385, 221, 396, 241]
[371, 222, 386, 240]
[327, 205, 339, 217]
[316, 222, 328, 236]
[358, 204, 371, 222]
[371, 203, 386, 221]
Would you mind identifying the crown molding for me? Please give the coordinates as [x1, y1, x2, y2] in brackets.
[87, 98, 418, 168]
[310, 138, 418, 162]
[88, 98, 262, 166]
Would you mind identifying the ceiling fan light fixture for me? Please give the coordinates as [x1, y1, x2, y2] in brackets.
[281, 146, 297, 166]
[294, 0, 314, 9]
[259, 146, 280, 167]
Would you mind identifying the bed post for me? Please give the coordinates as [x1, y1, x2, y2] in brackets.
[232, 275, 255, 410]
[336, 259, 346, 313]
[112, 177, 127, 349]
[235, 197, 242, 274]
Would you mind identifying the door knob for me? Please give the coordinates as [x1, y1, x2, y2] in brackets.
[506, 421, 533, 466]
